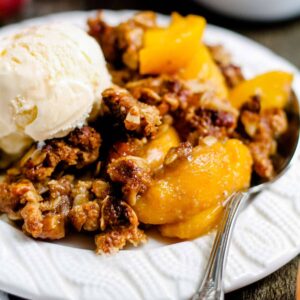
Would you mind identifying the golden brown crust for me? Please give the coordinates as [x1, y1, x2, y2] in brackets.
[9, 126, 101, 182]
[107, 156, 152, 205]
[88, 11, 156, 70]
[126, 75, 194, 115]
[95, 226, 147, 255]
[175, 93, 238, 145]
[96, 200, 147, 254]
[108, 138, 145, 162]
[69, 201, 100, 232]
[102, 87, 161, 138]
[0, 182, 21, 214]
[21, 203, 66, 240]
[0, 177, 70, 239]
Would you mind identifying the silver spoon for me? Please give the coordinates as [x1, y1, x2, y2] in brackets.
[193, 92, 300, 300]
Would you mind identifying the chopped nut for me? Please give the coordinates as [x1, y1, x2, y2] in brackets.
[107, 156, 152, 205]
[12, 126, 101, 182]
[102, 87, 161, 138]
[164, 142, 193, 167]
[199, 136, 218, 147]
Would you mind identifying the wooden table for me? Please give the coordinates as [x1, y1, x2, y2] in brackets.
[2, 1, 300, 299]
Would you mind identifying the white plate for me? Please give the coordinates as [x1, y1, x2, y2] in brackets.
[0, 10, 300, 300]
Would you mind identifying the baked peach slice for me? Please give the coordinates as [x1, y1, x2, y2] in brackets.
[181, 44, 228, 99]
[159, 204, 223, 239]
[140, 125, 180, 170]
[230, 71, 293, 110]
[139, 14, 228, 99]
[140, 13, 206, 75]
[134, 139, 252, 225]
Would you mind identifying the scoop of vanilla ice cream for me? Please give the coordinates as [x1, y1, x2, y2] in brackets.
[0, 23, 111, 155]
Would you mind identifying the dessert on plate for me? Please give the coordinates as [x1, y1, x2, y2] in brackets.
[0, 11, 293, 254]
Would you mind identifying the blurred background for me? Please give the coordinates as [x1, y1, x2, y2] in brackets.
[0, 1, 299, 299]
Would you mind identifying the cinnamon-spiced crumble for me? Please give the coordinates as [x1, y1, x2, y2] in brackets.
[0, 11, 292, 253]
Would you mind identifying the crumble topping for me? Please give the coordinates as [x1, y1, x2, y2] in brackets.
[0, 11, 290, 254]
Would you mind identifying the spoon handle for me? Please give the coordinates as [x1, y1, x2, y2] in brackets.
[192, 191, 249, 300]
